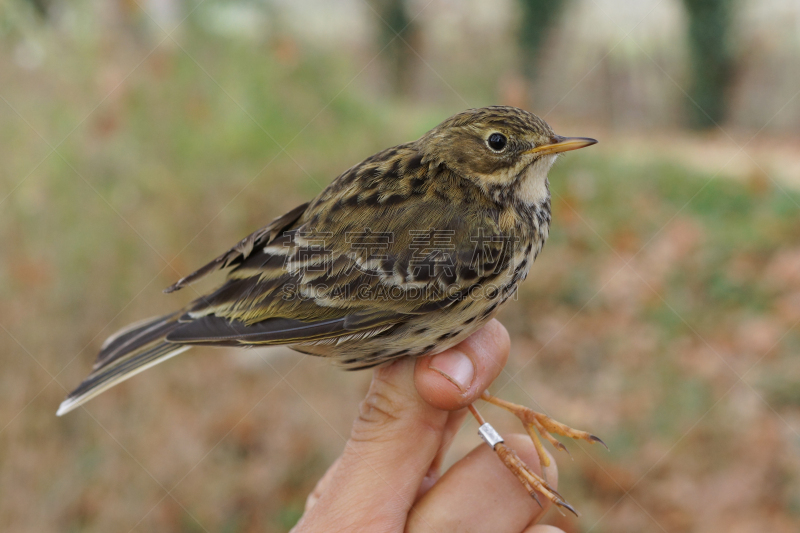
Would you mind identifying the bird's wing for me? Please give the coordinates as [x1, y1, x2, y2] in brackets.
[164, 201, 310, 293]
[163, 145, 513, 348]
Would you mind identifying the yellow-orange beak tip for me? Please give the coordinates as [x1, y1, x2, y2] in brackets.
[526, 136, 598, 156]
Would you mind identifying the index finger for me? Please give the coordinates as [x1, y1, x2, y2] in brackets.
[407, 433, 558, 533]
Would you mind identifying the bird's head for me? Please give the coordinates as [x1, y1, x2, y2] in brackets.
[419, 106, 597, 197]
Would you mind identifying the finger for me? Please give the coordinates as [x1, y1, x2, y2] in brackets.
[431, 407, 469, 473]
[303, 456, 341, 513]
[296, 356, 447, 532]
[296, 323, 511, 532]
[407, 434, 558, 533]
[414, 320, 511, 493]
[416, 407, 469, 498]
[415, 319, 510, 411]
[524, 526, 565, 533]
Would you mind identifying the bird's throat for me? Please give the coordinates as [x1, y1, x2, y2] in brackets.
[515, 155, 556, 207]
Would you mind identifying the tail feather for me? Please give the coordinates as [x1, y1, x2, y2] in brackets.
[57, 314, 189, 416]
[95, 313, 181, 369]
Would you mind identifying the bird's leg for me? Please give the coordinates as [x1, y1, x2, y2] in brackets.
[468, 404, 578, 517]
[480, 391, 607, 477]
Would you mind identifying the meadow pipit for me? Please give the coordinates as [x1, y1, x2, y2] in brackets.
[59, 106, 600, 514]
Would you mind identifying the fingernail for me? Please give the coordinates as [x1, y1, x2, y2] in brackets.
[429, 350, 474, 392]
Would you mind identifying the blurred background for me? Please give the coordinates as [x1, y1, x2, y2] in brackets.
[1, 0, 799, 531]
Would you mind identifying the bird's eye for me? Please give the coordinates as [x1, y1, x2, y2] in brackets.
[487, 133, 507, 152]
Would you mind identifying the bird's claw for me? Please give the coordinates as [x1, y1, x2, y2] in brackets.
[481, 391, 608, 466]
[493, 441, 580, 517]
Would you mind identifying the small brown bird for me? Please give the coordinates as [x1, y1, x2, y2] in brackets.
[58, 106, 600, 514]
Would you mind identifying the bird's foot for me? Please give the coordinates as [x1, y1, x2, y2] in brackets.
[480, 391, 607, 477]
[494, 441, 579, 516]
[472, 411, 579, 516]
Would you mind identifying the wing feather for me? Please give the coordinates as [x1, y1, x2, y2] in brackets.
[165, 313, 398, 345]
[167, 146, 510, 349]
[164, 202, 309, 293]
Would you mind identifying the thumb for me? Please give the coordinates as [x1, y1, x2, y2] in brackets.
[296, 357, 447, 532]
[294, 322, 510, 533]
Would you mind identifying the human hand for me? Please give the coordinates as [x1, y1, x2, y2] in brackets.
[291, 320, 564, 533]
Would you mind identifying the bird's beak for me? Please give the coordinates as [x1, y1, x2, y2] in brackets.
[524, 135, 598, 156]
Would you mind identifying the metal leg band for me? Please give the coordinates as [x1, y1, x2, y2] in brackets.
[478, 422, 504, 449]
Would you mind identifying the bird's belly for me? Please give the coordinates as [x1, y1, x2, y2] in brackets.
[292, 238, 538, 369]
[292, 276, 521, 369]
